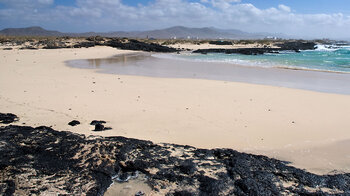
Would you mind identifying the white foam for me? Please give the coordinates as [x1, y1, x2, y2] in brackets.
[315, 44, 350, 52]
[315, 44, 338, 51]
[152, 53, 276, 68]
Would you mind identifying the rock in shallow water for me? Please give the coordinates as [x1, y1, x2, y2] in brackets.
[0, 124, 349, 195]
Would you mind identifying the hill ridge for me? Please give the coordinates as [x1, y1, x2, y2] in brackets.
[0, 26, 275, 39]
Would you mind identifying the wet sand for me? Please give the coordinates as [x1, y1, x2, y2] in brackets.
[1, 46, 350, 174]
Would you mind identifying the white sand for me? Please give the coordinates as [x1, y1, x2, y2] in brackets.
[1, 46, 350, 174]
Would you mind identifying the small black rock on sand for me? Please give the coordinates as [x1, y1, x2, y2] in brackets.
[68, 120, 80, 126]
[90, 120, 111, 131]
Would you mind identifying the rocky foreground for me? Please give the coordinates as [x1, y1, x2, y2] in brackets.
[1, 113, 350, 195]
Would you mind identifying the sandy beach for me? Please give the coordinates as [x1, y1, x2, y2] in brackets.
[1, 46, 350, 174]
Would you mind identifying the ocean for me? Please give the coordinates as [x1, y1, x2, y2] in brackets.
[164, 45, 350, 73]
[67, 45, 350, 94]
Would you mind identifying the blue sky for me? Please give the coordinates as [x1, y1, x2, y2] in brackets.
[244, 0, 350, 14]
[0, 0, 349, 39]
[48, 0, 350, 14]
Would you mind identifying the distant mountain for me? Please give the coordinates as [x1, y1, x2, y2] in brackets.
[0, 26, 110, 37]
[0, 26, 281, 39]
[113, 26, 271, 39]
[0, 26, 64, 36]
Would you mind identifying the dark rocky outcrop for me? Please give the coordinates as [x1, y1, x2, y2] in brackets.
[209, 41, 232, 45]
[276, 41, 317, 51]
[2, 33, 176, 52]
[73, 42, 96, 48]
[72, 39, 178, 52]
[2, 36, 177, 52]
[106, 39, 177, 53]
[193, 48, 278, 55]
[0, 122, 349, 195]
[193, 41, 317, 55]
[86, 36, 105, 42]
[42, 42, 70, 49]
[0, 113, 18, 124]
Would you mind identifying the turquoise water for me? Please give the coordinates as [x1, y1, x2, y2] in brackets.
[171, 45, 350, 73]
[68, 52, 350, 94]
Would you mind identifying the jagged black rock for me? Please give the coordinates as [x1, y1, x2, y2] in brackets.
[0, 124, 349, 195]
[193, 41, 316, 55]
[0, 113, 18, 124]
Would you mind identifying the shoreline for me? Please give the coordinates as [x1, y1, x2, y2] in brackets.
[1, 46, 350, 175]
[157, 51, 350, 74]
[68, 52, 350, 95]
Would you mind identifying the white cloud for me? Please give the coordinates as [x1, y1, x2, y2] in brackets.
[38, 0, 53, 5]
[210, 0, 241, 9]
[0, 0, 349, 39]
[278, 4, 291, 13]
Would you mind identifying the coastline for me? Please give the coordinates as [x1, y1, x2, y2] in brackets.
[1, 46, 350, 174]
[274, 65, 350, 74]
[161, 51, 350, 75]
[68, 52, 350, 95]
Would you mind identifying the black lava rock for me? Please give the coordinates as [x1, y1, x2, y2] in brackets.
[193, 41, 316, 55]
[42, 43, 69, 49]
[1, 115, 350, 195]
[90, 120, 111, 131]
[209, 41, 232, 45]
[68, 120, 80, 126]
[0, 113, 18, 124]
[276, 41, 317, 50]
[177, 159, 196, 175]
[73, 42, 96, 48]
[93, 123, 104, 131]
[90, 120, 106, 125]
[193, 48, 275, 55]
[86, 36, 105, 42]
[106, 39, 177, 53]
